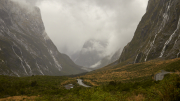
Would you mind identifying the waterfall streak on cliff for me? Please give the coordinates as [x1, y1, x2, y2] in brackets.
[158, 0, 172, 33]
[159, 17, 180, 57]
[24, 60, 32, 75]
[12, 46, 28, 75]
[145, 34, 157, 61]
[144, 0, 172, 61]
[11, 70, 20, 77]
[134, 54, 139, 64]
[177, 51, 180, 58]
[36, 62, 44, 75]
[49, 50, 62, 71]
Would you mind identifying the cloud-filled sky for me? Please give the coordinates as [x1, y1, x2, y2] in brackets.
[25, 0, 149, 58]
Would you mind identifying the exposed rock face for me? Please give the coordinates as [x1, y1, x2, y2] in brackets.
[0, 0, 86, 76]
[119, 0, 180, 64]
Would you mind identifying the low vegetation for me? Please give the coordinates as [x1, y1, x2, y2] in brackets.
[0, 76, 71, 98]
[77, 58, 180, 85]
[0, 74, 179, 101]
[0, 58, 180, 100]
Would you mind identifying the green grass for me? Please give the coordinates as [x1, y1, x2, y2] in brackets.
[164, 59, 180, 72]
[37, 74, 180, 101]
[0, 74, 179, 101]
[0, 75, 70, 98]
[0, 58, 180, 100]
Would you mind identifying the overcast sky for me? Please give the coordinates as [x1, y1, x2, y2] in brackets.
[24, 0, 149, 58]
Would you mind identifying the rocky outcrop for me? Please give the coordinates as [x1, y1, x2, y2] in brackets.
[119, 0, 180, 64]
[0, 0, 86, 76]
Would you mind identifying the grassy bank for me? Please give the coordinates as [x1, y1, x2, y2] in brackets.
[77, 58, 180, 86]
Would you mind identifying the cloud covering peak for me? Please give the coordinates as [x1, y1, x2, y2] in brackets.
[16, 0, 149, 58]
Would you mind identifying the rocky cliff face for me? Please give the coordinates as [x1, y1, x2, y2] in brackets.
[0, 0, 86, 76]
[119, 0, 180, 64]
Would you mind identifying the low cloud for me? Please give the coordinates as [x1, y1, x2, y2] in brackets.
[31, 0, 148, 58]
[11, 0, 36, 12]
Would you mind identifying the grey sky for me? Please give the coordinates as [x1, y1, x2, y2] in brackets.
[13, 0, 149, 58]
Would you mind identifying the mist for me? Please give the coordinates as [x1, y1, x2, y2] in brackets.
[35, 0, 148, 58]
[11, 0, 36, 12]
[11, 0, 149, 59]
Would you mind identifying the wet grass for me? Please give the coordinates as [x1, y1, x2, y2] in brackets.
[0, 74, 177, 101]
[0, 58, 180, 100]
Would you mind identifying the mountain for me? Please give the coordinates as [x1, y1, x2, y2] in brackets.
[74, 39, 107, 67]
[0, 0, 86, 77]
[119, 0, 180, 64]
[110, 48, 121, 63]
[90, 48, 121, 69]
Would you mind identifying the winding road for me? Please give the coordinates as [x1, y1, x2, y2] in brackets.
[77, 79, 91, 87]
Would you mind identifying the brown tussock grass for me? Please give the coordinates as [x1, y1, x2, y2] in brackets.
[83, 79, 98, 86]
[60, 79, 76, 86]
[66, 58, 180, 85]
[174, 71, 180, 75]
[0, 96, 38, 101]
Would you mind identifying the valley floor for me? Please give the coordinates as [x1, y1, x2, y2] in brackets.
[0, 58, 180, 100]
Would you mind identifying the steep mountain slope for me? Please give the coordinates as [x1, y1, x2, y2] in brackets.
[0, 0, 86, 76]
[119, 0, 180, 64]
[74, 39, 107, 67]
[90, 48, 121, 69]
[110, 48, 121, 63]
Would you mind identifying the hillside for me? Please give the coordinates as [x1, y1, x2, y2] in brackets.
[73, 57, 180, 86]
[0, 0, 86, 76]
[90, 48, 121, 69]
[118, 0, 180, 64]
